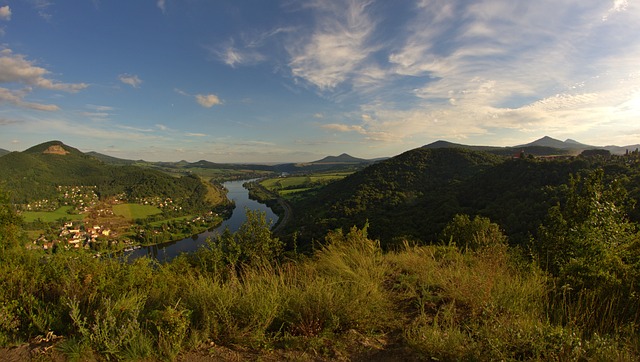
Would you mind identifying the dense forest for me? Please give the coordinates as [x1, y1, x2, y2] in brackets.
[2, 143, 640, 360]
[282, 147, 640, 249]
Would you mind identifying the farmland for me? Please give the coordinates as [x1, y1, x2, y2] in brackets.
[112, 203, 162, 220]
[21, 206, 84, 223]
[260, 172, 352, 199]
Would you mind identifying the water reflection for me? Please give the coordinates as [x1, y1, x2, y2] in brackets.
[127, 179, 277, 262]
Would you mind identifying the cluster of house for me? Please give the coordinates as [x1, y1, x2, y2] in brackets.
[58, 185, 99, 212]
[133, 196, 182, 211]
[23, 198, 57, 211]
[33, 222, 114, 251]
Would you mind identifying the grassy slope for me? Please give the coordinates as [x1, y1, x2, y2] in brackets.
[112, 203, 162, 219]
[1, 226, 635, 361]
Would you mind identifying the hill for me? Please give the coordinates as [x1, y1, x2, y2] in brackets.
[284, 145, 640, 248]
[0, 141, 217, 212]
[423, 139, 575, 157]
[515, 136, 594, 150]
[311, 153, 369, 164]
[285, 147, 505, 246]
[0, 148, 9, 157]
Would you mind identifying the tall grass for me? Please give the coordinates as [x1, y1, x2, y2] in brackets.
[1, 222, 639, 360]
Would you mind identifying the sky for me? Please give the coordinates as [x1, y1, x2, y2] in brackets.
[0, 0, 639, 163]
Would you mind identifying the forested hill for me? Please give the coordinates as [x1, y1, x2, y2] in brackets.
[286, 147, 504, 246]
[285, 146, 640, 248]
[0, 141, 215, 211]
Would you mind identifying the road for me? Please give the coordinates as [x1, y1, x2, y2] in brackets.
[272, 197, 292, 234]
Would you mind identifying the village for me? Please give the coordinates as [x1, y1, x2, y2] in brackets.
[22, 185, 224, 253]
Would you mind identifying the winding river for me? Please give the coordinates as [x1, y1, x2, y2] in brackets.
[126, 179, 278, 262]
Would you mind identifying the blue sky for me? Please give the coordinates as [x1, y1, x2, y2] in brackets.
[1, 0, 639, 162]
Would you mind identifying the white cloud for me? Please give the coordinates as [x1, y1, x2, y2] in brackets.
[287, 0, 377, 90]
[0, 48, 88, 92]
[603, 0, 629, 20]
[195, 94, 222, 108]
[118, 74, 142, 88]
[0, 87, 60, 111]
[0, 6, 11, 20]
[157, 0, 166, 13]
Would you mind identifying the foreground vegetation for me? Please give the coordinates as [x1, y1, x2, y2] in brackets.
[2, 166, 640, 360]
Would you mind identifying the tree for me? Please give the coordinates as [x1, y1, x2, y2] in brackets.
[535, 169, 633, 283]
[440, 214, 507, 251]
[209, 209, 283, 269]
[0, 190, 23, 257]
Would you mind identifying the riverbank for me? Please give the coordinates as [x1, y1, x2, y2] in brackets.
[126, 179, 278, 261]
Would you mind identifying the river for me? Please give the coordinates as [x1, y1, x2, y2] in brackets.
[126, 179, 278, 262]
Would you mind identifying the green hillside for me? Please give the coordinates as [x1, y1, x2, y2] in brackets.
[0, 141, 218, 213]
[286, 148, 504, 246]
[285, 147, 640, 249]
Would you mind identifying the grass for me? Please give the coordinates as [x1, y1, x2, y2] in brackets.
[21, 206, 84, 223]
[149, 215, 194, 227]
[2, 222, 639, 361]
[260, 172, 352, 196]
[112, 203, 161, 220]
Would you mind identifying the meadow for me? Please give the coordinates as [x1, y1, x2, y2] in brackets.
[112, 203, 162, 220]
[21, 205, 84, 223]
[260, 172, 351, 198]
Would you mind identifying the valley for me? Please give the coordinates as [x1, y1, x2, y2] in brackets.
[2, 137, 640, 361]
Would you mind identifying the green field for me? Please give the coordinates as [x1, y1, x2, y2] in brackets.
[113, 203, 162, 220]
[260, 172, 351, 195]
[21, 206, 84, 223]
[149, 215, 193, 227]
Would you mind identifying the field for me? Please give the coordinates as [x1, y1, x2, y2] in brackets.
[260, 172, 351, 197]
[112, 203, 162, 220]
[21, 206, 84, 223]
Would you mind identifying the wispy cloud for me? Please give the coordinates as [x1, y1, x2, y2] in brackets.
[308, 0, 640, 147]
[211, 41, 265, 68]
[208, 27, 294, 68]
[118, 74, 142, 88]
[0, 117, 23, 126]
[157, 0, 166, 13]
[287, 0, 377, 90]
[0, 87, 60, 111]
[27, 0, 53, 21]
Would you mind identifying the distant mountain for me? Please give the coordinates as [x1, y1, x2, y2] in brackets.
[515, 136, 595, 150]
[311, 153, 369, 164]
[0, 148, 9, 157]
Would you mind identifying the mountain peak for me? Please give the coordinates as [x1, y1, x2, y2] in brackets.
[312, 153, 367, 164]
